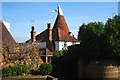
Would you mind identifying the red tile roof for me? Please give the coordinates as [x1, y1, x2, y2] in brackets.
[0, 21, 16, 45]
[59, 28, 79, 42]
[36, 28, 79, 42]
[36, 15, 80, 42]
[36, 29, 49, 42]
[53, 15, 70, 33]
[46, 49, 53, 55]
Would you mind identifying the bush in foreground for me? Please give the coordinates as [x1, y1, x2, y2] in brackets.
[2, 67, 12, 77]
[2, 64, 30, 78]
[39, 63, 53, 75]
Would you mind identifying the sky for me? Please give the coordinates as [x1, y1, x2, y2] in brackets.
[2, 2, 118, 43]
[1, 0, 120, 2]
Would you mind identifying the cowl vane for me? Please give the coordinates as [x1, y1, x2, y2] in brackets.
[58, 4, 63, 15]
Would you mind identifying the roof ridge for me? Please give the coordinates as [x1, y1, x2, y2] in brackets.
[36, 29, 48, 36]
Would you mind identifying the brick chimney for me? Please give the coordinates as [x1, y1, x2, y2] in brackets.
[47, 23, 52, 41]
[31, 26, 36, 42]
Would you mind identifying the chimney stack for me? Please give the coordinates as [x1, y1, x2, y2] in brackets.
[47, 23, 51, 29]
[47, 23, 52, 41]
[31, 26, 36, 42]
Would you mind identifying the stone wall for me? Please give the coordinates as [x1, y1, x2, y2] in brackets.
[2, 43, 43, 69]
[78, 60, 120, 79]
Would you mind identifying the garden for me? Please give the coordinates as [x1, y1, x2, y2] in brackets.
[2, 15, 120, 79]
[2, 63, 53, 80]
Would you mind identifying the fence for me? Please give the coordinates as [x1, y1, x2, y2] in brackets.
[78, 60, 120, 79]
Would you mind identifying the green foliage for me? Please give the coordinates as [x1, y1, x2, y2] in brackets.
[78, 15, 120, 59]
[53, 50, 63, 58]
[2, 67, 12, 77]
[2, 64, 30, 78]
[16, 64, 30, 75]
[52, 15, 120, 79]
[105, 15, 120, 57]
[39, 63, 53, 75]
[9, 66, 18, 76]
[53, 50, 68, 59]
[52, 47, 78, 79]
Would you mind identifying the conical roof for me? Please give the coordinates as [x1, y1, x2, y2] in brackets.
[53, 4, 70, 33]
[33, 4, 80, 43]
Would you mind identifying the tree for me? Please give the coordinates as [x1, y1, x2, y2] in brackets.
[78, 22, 112, 59]
[105, 15, 120, 57]
[51, 15, 120, 79]
[77, 15, 120, 59]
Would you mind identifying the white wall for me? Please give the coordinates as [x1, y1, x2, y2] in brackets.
[66, 41, 80, 47]
[39, 42, 46, 49]
[55, 41, 80, 51]
[3, 21, 10, 32]
[66, 42, 73, 47]
[55, 41, 64, 50]
[59, 41, 64, 50]
[73, 42, 80, 45]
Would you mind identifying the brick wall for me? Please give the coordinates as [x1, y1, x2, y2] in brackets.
[78, 60, 120, 79]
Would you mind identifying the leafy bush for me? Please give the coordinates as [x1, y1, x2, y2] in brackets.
[39, 63, 53, 75]
[9, 66, 18, 76]
[17, 64, 30, 75]
[2, 64, 30, 78]
[2, 67, 12, 77]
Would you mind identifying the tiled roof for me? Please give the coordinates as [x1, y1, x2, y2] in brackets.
[36, 28, 80, 42]
[36, 15, 80, 42]
[27, 4, 80, 42]
[46, 49, 53, 55]
[52, 14, 79, 42]
[53, 15, 70, 33]
[36, 29, 49, 42]
[52, 28, 59, 41]
[58, 28, 79, 42]
[0, 21, 16, 45]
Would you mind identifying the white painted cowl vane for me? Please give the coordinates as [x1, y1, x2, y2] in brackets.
[57, 4, 63, 15]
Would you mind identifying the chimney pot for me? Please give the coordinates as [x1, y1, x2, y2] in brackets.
[47, 23, 51, 29]
[32, 26, 35, 31]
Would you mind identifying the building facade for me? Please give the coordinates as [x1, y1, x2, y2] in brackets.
[29, 4, 80, 62]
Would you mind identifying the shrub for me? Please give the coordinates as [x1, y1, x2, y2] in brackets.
[29, 69, 36, 75]
[17, 64, 30, 75]
[39, 63, 53, 75]
[17, 64, 24, 75]
[2, 64, 30, 78]
[9, 66, 18, 76]
[2, 67, 12, 78]
[22, 64, 30, 74]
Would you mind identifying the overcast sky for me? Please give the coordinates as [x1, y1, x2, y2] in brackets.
[2, 2, 118, 43]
